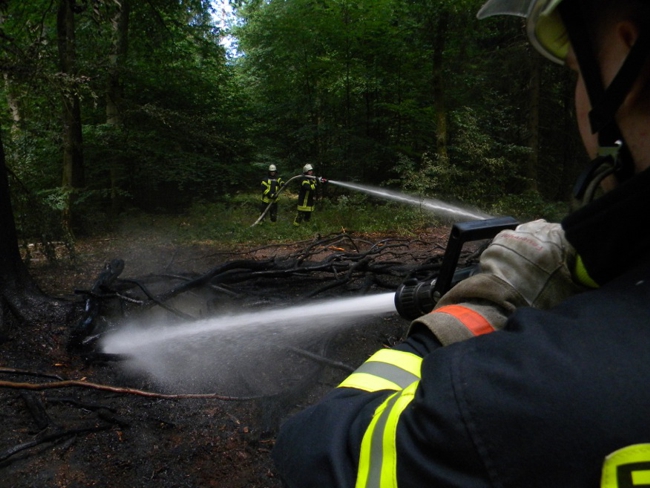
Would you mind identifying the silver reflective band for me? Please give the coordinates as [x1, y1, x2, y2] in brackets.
[352, 361, 420, 390]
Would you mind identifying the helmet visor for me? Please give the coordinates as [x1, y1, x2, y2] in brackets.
[478, 0, 569, 65]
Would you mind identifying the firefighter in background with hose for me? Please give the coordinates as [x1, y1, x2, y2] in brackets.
[273, 0, 650, 486]
[260, 164, 283, 223]
[293, 164, 326, 226]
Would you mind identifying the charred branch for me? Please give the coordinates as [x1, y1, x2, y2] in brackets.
[66, 231, 481, 356]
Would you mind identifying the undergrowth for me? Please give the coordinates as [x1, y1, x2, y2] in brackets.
[99, 189, 571, 251]
[167, 192, 438, 248]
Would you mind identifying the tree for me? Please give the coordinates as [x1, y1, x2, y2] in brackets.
[0, 131, 79, 334]
[57, 0, 85, 233]
[105, 0, 130, 215]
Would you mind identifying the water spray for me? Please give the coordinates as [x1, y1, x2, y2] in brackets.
[328, 180, 491, 222]
[253, 176, 492, 226]
[100, 293, 398, 395]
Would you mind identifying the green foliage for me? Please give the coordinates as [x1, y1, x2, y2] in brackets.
[0, 0, 585, 245]
[167, 192, 432, 248]
[388, 106, 528, 209]
[488, 191, 571, 223]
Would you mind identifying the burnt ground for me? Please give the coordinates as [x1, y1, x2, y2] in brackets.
[0, 225, 459, 488]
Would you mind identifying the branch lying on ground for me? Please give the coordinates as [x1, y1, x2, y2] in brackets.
[67, 231, 481, 358]
[0, 379, 264, 401]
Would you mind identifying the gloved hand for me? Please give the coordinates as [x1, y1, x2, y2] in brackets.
[317, 177, 328, 184]
[411, 219, 586, 346]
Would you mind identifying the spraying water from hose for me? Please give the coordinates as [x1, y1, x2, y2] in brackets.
[252, 176, 492, 226]
[328, 180, 491, 221]
[101, 293, 398, 396]
[100, 174, 510, 397]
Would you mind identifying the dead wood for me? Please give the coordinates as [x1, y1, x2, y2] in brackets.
[0, 378, 266, 401]
[65, 231, 480, 360]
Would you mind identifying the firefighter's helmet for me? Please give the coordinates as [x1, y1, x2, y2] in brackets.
[269, 164, 277, 172]
[303, 164, 313, 173]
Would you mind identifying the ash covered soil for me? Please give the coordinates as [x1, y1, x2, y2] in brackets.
[0, 224, 456, 488]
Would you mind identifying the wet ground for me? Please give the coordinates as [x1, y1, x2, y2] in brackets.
[0, 227, 454, 487]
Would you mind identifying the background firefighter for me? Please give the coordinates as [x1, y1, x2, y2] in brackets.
[293, 164, 326, 226]
[260, 164, 284, 223]
[272, 0, 650, 486]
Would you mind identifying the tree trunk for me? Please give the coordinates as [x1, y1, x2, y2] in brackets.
[3, 74, 22, 137]
[106, 0, 130, 216]
[526, 51, 541, 192]
[57, 0, 85, 233]
[0, 133, 79, 334]
[432, 11, 449, 164]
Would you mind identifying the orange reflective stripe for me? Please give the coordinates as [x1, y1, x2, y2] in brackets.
[434, 304, 495, 336]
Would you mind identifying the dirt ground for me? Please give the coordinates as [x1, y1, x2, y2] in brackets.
[0, 225, 458, 488]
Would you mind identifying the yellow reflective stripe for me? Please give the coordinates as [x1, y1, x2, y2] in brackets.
[338, 349, 423, 392]
[356, 381, 419, 488]
[574, 254, 599, 289]
[601, 444, 650, 488]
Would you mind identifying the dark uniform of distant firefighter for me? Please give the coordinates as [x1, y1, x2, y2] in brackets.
[273, 0, 650, 486]
[293, 164, 326, 226]
[260, 164, 283, 223]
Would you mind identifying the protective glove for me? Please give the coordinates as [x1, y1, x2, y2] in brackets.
[411, 219, 586, 346]
[317, 177, 328, 184]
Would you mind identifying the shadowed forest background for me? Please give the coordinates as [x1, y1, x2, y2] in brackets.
[2, 0, 584, 245]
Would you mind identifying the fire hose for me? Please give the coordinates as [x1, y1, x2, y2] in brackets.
[394, 216, 519, 321]
[251, 174, 327, 227]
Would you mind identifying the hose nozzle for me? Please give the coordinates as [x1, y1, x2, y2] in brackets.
[394, 216, 519, 321]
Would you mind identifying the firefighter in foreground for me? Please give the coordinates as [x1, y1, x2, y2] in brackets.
[273, 0, 650, 486]
[293, 164, 326, 226]
[260, 164, 284, 223]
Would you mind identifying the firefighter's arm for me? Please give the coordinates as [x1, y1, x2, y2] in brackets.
[412, 220, 585, 346]
[272, 329, 483, 487]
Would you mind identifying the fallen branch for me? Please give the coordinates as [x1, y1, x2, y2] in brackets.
[0, 379, 265, 401]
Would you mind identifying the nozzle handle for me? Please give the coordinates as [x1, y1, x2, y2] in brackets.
[431, 216, 519, 302]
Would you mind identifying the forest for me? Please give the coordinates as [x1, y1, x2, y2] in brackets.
[0, 0, 586, 238]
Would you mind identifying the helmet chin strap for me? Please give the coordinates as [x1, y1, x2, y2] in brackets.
[571, 142, 620, 206]
[558, 0, 650, 206]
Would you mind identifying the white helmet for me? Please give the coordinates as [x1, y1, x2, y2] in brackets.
[269, 164, 277, 172]
[303, 164, 314, 173]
